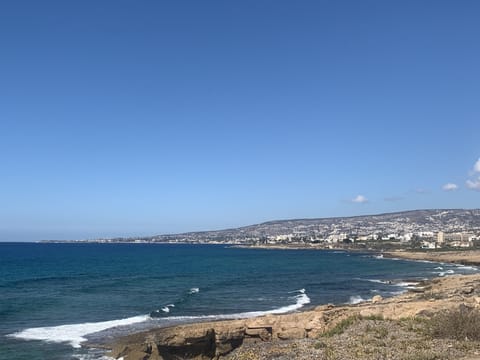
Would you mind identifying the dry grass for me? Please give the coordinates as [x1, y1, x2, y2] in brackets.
[428, 305, 480, 341]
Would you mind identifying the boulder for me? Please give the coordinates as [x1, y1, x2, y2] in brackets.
[215, 327, 245, 356]
[156, 328, 216, 359]
[462, 286, 475, 295]
[245, 326, 272, 341]
[277, 327, 306, 340]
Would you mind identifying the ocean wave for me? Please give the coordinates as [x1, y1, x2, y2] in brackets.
[456, 265, 478, 271]
[160, 304, 175, 313]
[9, 289, 310, 349]
[347, 295, 369, 304]
[8, 315, 149, 348]
[189, 287, 199, 294]
[363, 278, 391, 285]
[394, 281, 419, 288]
[165, 289, 310, 320]
[436, 269, 455, 277]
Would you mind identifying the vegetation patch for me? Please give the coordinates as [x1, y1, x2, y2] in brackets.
[321, 315, 359, 337]
[427, 305, 480, 341]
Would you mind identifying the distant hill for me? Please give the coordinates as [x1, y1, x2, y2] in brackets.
[127, 209, 480, 244]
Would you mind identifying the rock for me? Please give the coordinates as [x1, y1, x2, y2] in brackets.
[277, 327, 306, 340]
[371, 295, 383, 303]
[215, 327, 245, 356]
[314, 304, 335, 311]
[245, 327, 272, 341]
[156, 328, 216, 359]
[123, 350, 152, 360]
[462, 286, 475, 295]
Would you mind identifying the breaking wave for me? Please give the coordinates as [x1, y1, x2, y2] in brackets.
[9, 289, 310, 348]
[9, 315, 149, 348]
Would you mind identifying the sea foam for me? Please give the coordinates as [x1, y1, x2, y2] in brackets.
[348, 295, 369, 304]
[9, 315, 149, 348]
[9, 290, 310, 348]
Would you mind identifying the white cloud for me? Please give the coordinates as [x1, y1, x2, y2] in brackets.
[474, 158, 480, 173]
[466, 178, 480, 191]
[352, 195, 368, 203]
[442, 183, 458, 191]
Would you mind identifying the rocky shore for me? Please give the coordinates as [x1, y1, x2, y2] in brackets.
[384, 249, 480, 266]
[100, 270, 480, 360]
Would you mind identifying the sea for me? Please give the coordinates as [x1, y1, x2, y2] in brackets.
[0, 242, 478, 360]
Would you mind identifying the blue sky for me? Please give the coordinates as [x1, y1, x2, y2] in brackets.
[1, 1, 479, 241]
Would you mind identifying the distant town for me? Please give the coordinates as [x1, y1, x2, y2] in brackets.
[43, 209, 480, 250]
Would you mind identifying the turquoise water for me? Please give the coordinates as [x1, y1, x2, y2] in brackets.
[0, 243, 477, 359]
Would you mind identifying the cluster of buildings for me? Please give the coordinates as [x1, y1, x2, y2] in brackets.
[261, 230, 480, 249]
[66, 210, 480, 249]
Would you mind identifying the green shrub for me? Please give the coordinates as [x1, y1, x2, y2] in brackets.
[322, 315, 359, 337]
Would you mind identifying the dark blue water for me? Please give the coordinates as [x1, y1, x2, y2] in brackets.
[0, 243, 477, 359]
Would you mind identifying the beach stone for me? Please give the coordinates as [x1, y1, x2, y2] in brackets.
[462, 286, 475, 295]
[371, 295, 383, 303]
[245, 327, 271, 341]
[277, 327, 306, 340]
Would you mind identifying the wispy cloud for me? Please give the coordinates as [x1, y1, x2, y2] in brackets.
[466, 178, 480, 191]
[384, 196, 403, 202]
[474, 158, 480, 173]
[466, 158, 480, 191]
[414, 188, 429, 194]
[442, 183, 458, 191]
[351, 195, 368, 203]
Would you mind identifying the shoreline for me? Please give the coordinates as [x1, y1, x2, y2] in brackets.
[100, 273, 480, 360]
[96, 250, 480, 360]
[383, 249, 480, 267]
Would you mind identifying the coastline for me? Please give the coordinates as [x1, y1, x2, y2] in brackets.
[97, 251, 480, 360]
[100, 273, 480, 360]
[383, 249, 480, 266]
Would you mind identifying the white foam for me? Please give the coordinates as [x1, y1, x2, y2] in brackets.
[394, 281, 419, 288]
[161, 289, 310, 321]
[9, 290, 311, 349]
[457, 265, 478, 271]
[189, 287, 200, 294]
[364, 279, 390, 284]
[161, 304, 175, 313]
[348, 295, 369, 305]
[9, 315, 149, 348]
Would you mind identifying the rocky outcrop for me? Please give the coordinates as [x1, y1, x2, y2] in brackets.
[105, 274, 480, 360]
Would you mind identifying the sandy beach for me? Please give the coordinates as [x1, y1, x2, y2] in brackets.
[100, 251, 480, 360]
